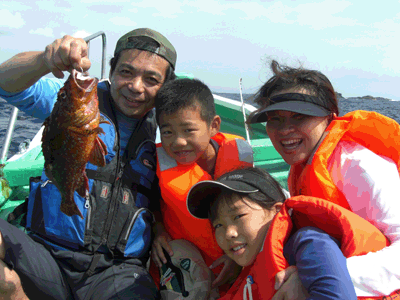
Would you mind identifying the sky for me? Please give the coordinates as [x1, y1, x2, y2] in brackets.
[1, 0, 400, 100]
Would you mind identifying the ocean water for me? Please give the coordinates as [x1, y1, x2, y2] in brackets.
[1, 94, 399, 158]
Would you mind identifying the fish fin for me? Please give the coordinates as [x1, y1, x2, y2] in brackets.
[61, 201, 83, 219]
[98, 134, 108, 154]
[89, 136, 108, 167]
[100, 116, 111, 125]
[94, 127, 106, 136]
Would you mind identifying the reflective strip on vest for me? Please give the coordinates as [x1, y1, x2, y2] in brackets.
[157, 147, 178, 172]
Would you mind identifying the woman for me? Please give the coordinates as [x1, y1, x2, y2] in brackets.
[247, 60, 400, 298]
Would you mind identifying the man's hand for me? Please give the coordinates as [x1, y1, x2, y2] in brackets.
[151, 222, 173, 268]
[271, 266, 309, 300]
[0, 232, 28, 300]
[43, 35, 91, 79]
[0, 35, 91, 93]
[0, 260, 29, 300]
[210, 255, 242, 288]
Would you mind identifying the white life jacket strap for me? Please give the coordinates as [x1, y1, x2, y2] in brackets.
[243, 275, 254, 300]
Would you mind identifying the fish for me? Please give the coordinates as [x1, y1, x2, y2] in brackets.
[42, 69, 109, 218]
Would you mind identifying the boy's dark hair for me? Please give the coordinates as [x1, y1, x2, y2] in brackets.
[248, 60, 339, 123]
[109, 36, 176, 83]
[208, 167, 286, 223]
[155, 78, 216, 125]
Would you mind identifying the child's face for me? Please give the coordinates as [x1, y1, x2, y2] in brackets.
[212, 196, 280, 267]
[159, 105, 220, 165]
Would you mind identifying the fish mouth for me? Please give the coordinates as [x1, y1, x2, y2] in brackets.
[72, 69, 98, 92]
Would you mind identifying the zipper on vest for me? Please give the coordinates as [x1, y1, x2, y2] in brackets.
[85, 193, 92, 230]
[102, 164, 124, 245]
[123, 208, 146, 241]
[41, 180, 51, 187]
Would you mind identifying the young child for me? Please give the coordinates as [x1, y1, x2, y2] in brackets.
[151, 78, 254, 294]
[187, 167, 392, 300]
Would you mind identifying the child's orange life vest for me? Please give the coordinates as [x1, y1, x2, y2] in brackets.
[220, 196, 394, 300]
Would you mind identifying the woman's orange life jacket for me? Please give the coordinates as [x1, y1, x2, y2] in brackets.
[288, 110, 400, 210]
[156, 132, 253, 272]
[219, 195, 392, 300]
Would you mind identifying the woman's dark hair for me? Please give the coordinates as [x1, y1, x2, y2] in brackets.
[208, 167, 286, 223]
[109, 36, 176, 83]
[248, 60, 339, 122]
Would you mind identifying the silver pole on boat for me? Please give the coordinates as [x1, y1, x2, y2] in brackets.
[239, 78, 251, 145]
[83, 31, 107, 79]
[0, 105, 19, 163]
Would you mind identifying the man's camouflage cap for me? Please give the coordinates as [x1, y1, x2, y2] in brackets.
[114, 28, 177, 70]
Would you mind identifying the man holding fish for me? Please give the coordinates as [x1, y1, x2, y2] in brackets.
[0, 28, 177, 299]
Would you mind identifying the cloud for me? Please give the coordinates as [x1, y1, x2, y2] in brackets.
[129, 0, 184, 18]
[73, 30, 92, 39]
[87, 4, 123, 14]
[29, 27, 54, 37]
[255, 0, 357, 29]
[109, 16, 137, 26]
[323, 12, 400, 72]
[80, 0, 130, 2]
[294, 0, 358, 29]
[0, 9, 25, 29]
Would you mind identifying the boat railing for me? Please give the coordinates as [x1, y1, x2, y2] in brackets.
[0, 31, 107, 163]
[0, 106, 19, 163]
[83, 31, 107, 80]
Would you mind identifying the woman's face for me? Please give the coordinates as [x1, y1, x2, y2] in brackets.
[265, 91, 330, 166]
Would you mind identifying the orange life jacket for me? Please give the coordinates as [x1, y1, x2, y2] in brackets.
[219, 195, 393, 300]
[156, 132, 254, 269]
[288, 110, 400, 210]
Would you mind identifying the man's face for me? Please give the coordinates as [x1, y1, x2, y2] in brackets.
[109, 49, 170, 119]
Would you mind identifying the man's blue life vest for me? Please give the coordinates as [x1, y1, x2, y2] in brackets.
[26, 81, 159, 260]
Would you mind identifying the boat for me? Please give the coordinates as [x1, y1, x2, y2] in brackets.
[0, 31, 289, 223]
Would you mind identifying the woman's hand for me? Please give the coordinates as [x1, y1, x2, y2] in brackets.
[210, 255, 242, 288]
[271, 266, 309, 300]
[151, 222, 173, 268]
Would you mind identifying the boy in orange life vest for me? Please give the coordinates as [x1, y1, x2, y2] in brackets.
[150, 78, 254, 292]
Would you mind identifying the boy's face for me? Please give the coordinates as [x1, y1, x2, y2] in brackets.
[212, 195, 280, 267]
[159, 105, 220, 165]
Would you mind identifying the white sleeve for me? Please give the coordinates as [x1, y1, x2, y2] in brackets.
[328, 141, 400, 297]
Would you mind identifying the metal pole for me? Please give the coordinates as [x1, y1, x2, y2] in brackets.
[0, 105, 19, 162]
[83, 31, 107, 79]
[239, 78, 251, 145]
